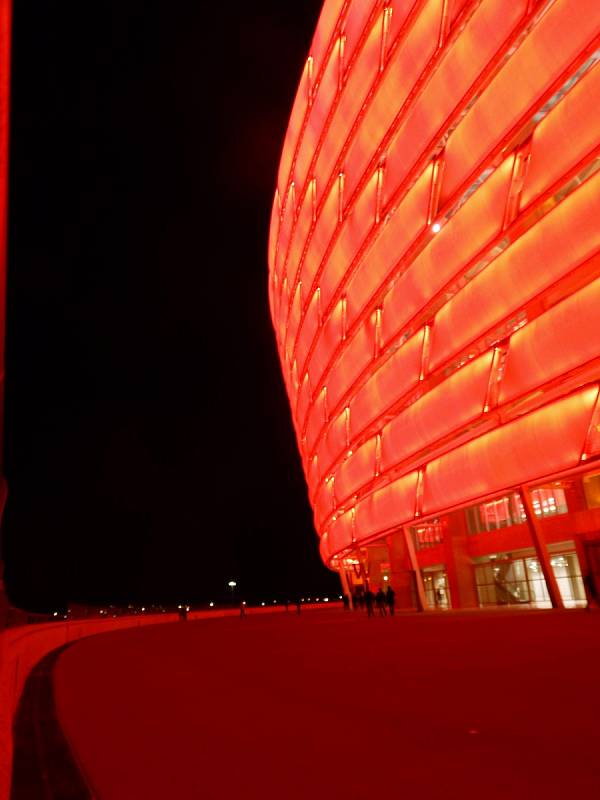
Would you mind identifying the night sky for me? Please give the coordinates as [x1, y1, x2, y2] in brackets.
[3, 0, 340, 611]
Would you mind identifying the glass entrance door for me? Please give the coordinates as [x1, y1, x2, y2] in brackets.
[423, 569, 450, 609]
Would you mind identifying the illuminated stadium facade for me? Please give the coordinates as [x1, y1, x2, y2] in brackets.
[268, 0, 600, 610]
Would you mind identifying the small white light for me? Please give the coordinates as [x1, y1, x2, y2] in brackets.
[141, 607, 145, 612]
[209, 602, 214, 607]
[228, 581, 237, 587]
[261, 602, 266, 607]
[383, 576, 389, 581]
[324, 597, 329, 602]
[431, 222, 442, 233]
[53, 612, 58, 617]
[338, 595, 342, 599]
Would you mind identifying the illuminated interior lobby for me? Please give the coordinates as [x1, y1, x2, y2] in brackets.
[268, 0, 600, 610]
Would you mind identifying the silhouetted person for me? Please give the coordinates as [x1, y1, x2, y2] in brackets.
[385, 585, 396, 616]
[365, 589, 375, 617]
[240, 602, 246, 619]
[584, 573, 597, 610]
[342, 594, 350, 611]
[296, 598, 302, 615]
[355, 590, 365, 611]
[375, 588, 387, 616]
[436, 587, 445, 606]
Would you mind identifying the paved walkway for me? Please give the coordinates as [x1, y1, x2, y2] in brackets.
[51, 609, 600, 799]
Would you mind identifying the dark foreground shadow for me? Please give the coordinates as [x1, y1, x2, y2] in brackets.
[11, 645, 91, 800]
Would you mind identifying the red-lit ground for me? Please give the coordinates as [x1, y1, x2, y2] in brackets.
[53, 609, 600, 799]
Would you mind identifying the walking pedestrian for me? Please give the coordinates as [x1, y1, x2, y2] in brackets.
[356, 590, 365, 611]
[584, 572, 597, 610]
[365, 588, 375, 617]
[375, 587, 387, 616]
[385, 585, 396, 616]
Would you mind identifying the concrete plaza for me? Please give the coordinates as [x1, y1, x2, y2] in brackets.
[48, 608, 600, 799]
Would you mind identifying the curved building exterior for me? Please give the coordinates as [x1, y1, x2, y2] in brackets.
[268, 0, 600, 609]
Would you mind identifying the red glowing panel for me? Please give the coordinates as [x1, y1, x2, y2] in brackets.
[343, 0, 381, 71]
[270, 0, 600, 566]
[429, 168, 600, 372]
[447, 0, 469, 27]
[344, 0, 441, 204]
[349, 328, 424, 439]
[385, 0, 420, 57]
[327, 513, 353, 554]
[309, 0, 346, 81]
[305, 392, 327, 455]
[286, 282, 303, 357]
[522, 61, 600, 209]
[286, 180, 315, 294]
[295, 372, 312, 431]
[335, 436, 377, 505]
[319, 170, 378, 313]
[500, 275, 600, 406]
[380, 351, 493, 473]
[314, 477, 335, 529]
[354, 470, 419, 542]
[294, 42, 339, 199]
[275, 185, 295, 282]
[295, 288, 320, 375]
[316, 408, 348, 479]
[303, 297, 343, 402]
[277, 59, 311, 200]
[314, 12, 383, 194]
[268, 191, 280, 281]
[345, 162, 432, 326]
[307, 455, 320, 500]
[299, 178, 339, 295]
[381, 155, 513, 348]
[422, 387, 599, 516]
[441, 0, 600, 206]
[382, 0, 526, 211]
[319, 532, 332, 562]
[325, 316, 375, 412]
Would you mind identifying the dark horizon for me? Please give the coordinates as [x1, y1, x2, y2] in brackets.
[2, 0, 340, 611]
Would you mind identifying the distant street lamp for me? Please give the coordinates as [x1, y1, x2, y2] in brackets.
[228, 580, 237, 607]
